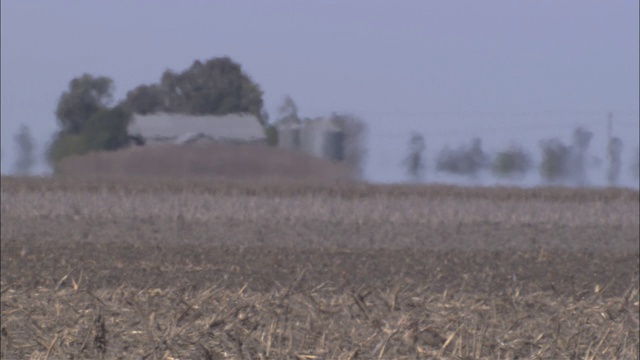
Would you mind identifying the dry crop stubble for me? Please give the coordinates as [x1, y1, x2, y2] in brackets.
[1, 176, 638, 359]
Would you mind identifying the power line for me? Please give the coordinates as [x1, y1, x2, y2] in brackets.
[371, 120, 639, 138]
[301, 108, 640, 119]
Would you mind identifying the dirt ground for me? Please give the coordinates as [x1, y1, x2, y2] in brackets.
[1, 177, 638, 359]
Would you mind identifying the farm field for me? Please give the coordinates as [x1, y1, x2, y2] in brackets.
[1, 177, 639, 359]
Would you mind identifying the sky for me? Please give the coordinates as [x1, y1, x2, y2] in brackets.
[2, 1, 639, 187]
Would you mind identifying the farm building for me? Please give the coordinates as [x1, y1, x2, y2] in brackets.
[276, 117, 346, 163]
[128, 113, 266, 146]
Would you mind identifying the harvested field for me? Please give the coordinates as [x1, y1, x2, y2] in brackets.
[1, 176, 639, 359]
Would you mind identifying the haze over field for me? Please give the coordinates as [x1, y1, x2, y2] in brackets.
[1, 1, 638, 187]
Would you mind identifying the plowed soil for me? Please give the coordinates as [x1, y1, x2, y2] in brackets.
[1, 177, 638, 359]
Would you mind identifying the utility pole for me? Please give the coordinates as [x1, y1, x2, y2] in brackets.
[607, 112, 613, 146]
[607, 112, 613, 185]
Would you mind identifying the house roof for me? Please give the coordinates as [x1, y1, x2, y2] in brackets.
[128, 113, 265, 143]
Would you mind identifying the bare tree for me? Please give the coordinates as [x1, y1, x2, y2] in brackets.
[402, 132, 426, 182]
[13, 124, 36, 175]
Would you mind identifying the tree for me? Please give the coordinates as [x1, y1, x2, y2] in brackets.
[265, 125, 279, 147]
[13, 124, 36, 175]
[569, 127, 592, 185]
[49, 107, 131, 166]
[127, 57, 266, 123]
[402, 132, 426, 182]
[539, 127, 594, 185]
[539, 138, 570, 183]
[82, 106, 132, 152]
[436, 138, 488, 177]
[492, 144, 532, 179]
[122, 84, 166, 115]
[55, 74, 114, 134]
[48, 74, 133, 167]
[47, 133, 89, 166]
[268, 96, 302, 147]
[277, 96, 300, 124]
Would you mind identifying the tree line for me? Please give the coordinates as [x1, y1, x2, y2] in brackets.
[5, 53, 638, 185]
[7, 111, 639, 186]
[404, 126, 640, 186]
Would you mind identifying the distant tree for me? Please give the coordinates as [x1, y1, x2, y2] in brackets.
[277, 96, 300, 124]
[122, 84, 166, 115]
[436, 138, 488, 177]
[569, 127, 592, 185]
[539, 138, 570, 183]
[82, 106, 132, 152]
[47, 133, 89, 166]
[121, 56, 267, 132]
[159, 69, 181, 109]
[606, 137, 623, 185]
[265, 125, 279, 147]
[13, 124, 36, 175]
[539, 127, 594, 185]
[131, 57, 266, 123]
[329, 113, 367, 178]
[402, 132, 426, 182]
[55, 74, 114, 134]
[492, 144, 532, 179]
[267, 95, 303, 147]
[48, 74, 135, 168]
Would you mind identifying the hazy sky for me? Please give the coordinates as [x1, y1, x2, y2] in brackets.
[2, 1, 638, 186]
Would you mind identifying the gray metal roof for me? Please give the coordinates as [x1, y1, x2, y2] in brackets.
[128, 113, 265, 143]
[174, 132, 214, 145]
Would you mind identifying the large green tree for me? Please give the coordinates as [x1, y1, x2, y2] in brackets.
[123, 57, 265, 123]
[47, 133, 89, 165]
[48, 74, 132, 167]
[122, 84, 166, 115]
[55, 74, 114, 134]
[82, 106, 131, 152]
